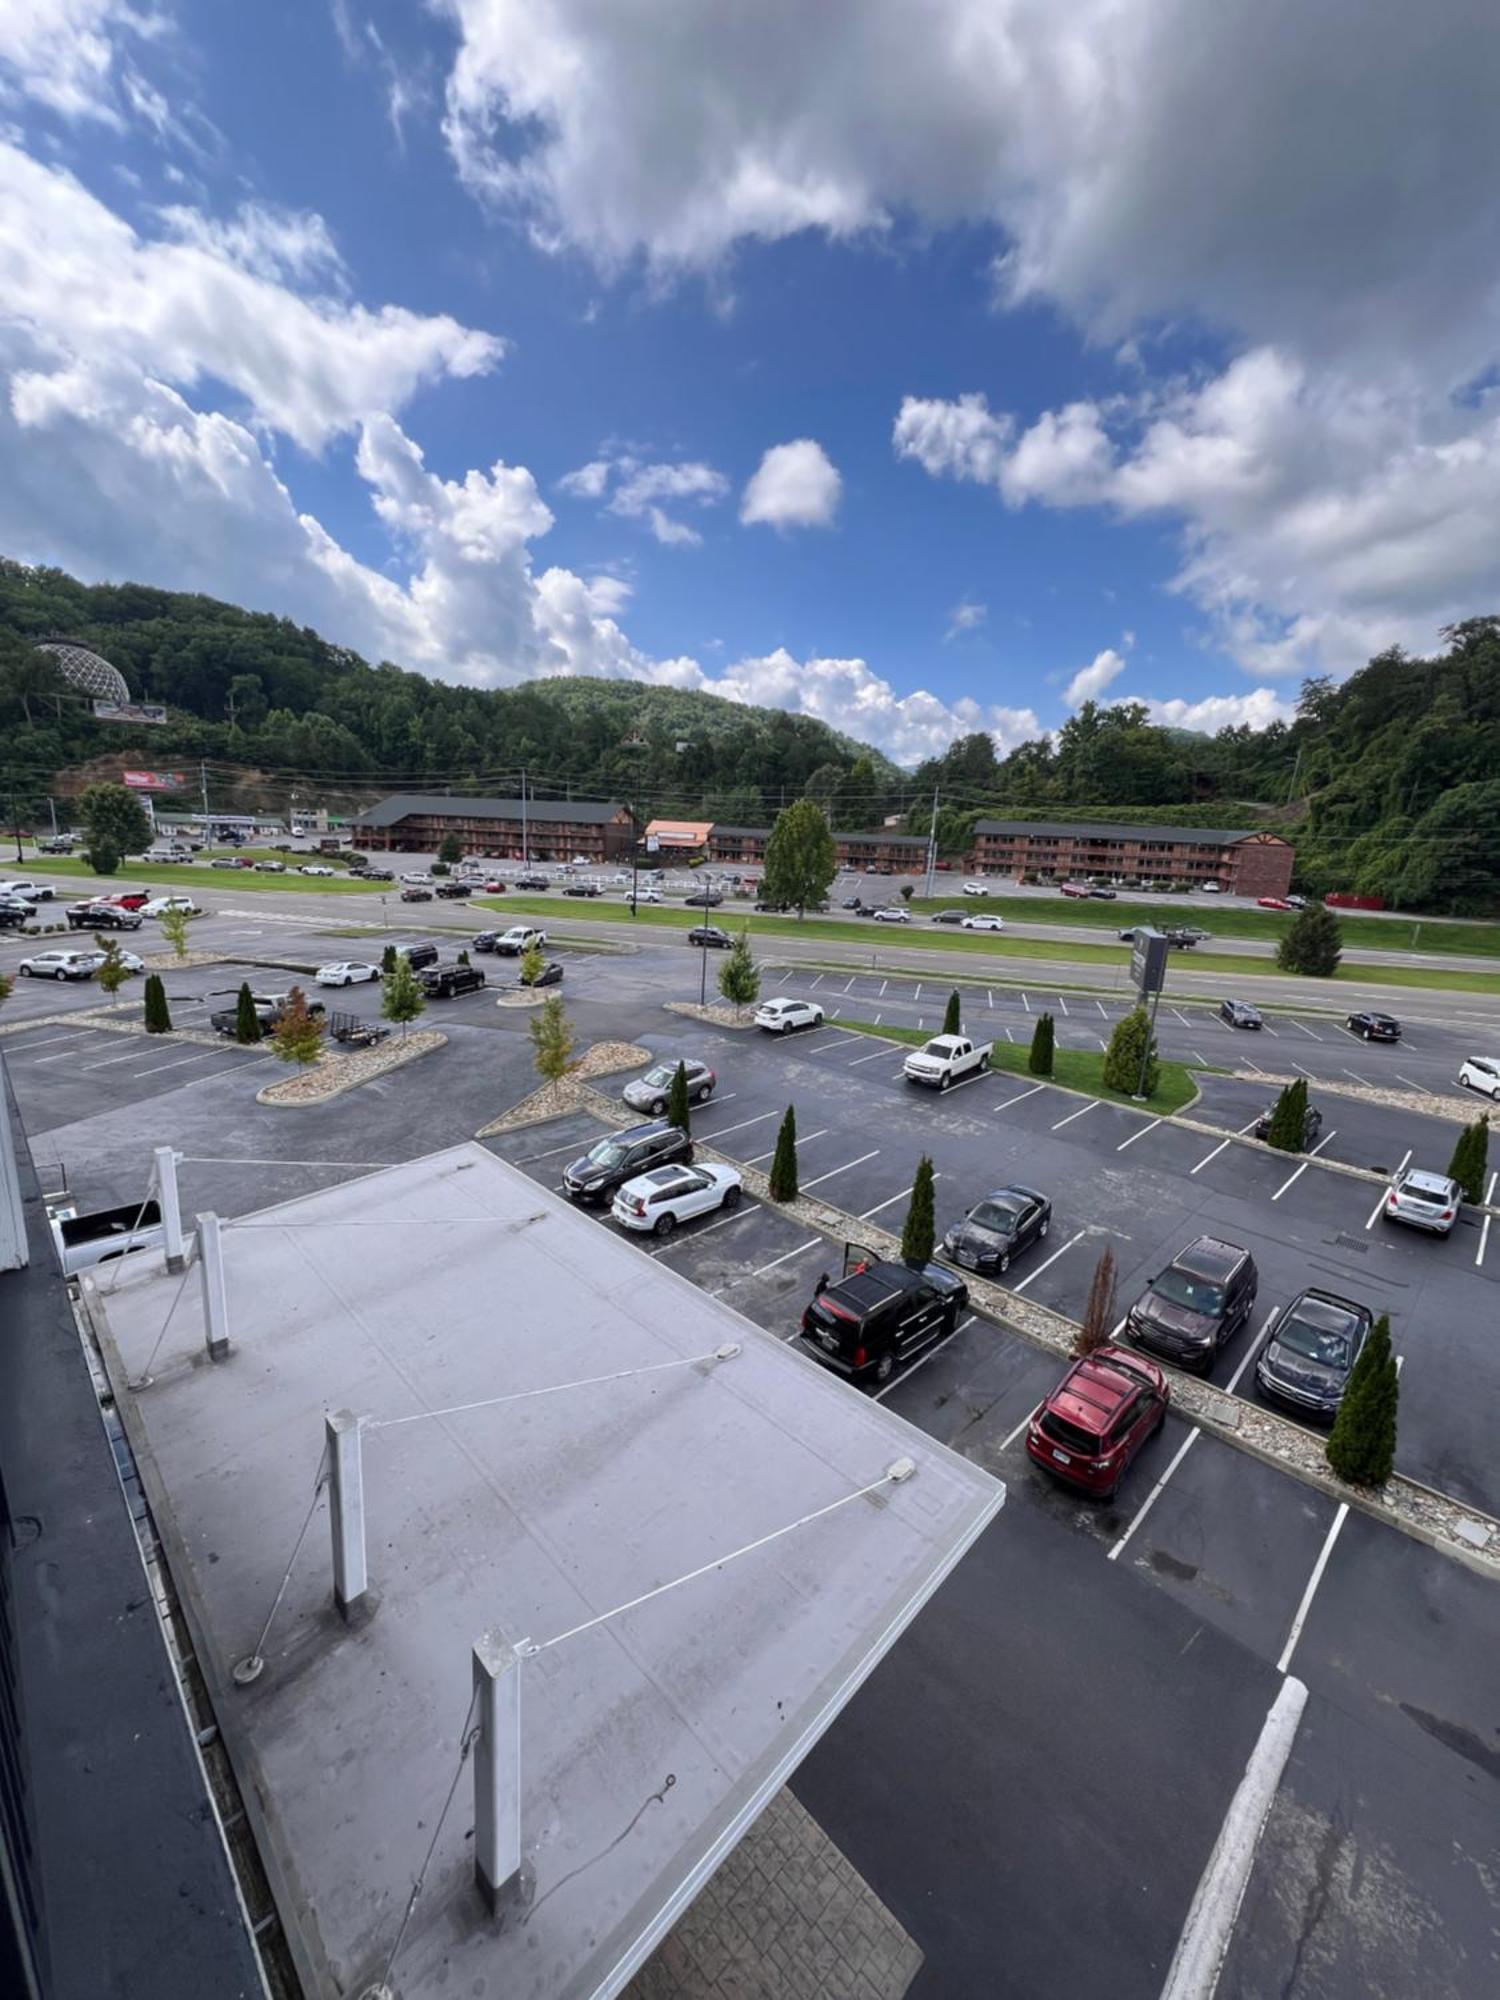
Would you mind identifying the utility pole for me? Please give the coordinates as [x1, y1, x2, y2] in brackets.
[47, 795, 58, 837]
[520, 768, 528, 868]
[200, 759, 210, 822]
[924, 784, 940, 898]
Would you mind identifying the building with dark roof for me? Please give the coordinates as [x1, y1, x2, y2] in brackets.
[968, 819, 1294, 896]
[352, 794, 634, 861]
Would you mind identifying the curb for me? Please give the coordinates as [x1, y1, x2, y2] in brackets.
[255, 1030, 447, 1107]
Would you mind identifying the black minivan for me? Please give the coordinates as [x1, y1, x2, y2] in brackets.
[561, 1121, 694, 1203]
[799, 1260, 970, 1386]
[1125, 1236, 1258, 1371]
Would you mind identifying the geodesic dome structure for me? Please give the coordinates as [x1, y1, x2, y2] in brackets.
[36, 638, 131, 705]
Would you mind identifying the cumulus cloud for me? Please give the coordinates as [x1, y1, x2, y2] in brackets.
[1140, 689, 1294, 733]
[0, 0, 154, 124]
[1064, 649, 1127, 707]
[0, 143, 502, 451]
[740, 438, 842, 530]
[557, 450, 728, 544]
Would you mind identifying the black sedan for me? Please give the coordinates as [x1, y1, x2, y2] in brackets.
[684, 891, 724, 908]
[514, 874, 551, 891]
[1251, 1101, 1324, 1148]
[1256, 1290, 1373, 1422]
[1090, 886, 1118, 900]
[434, 880, 473, 899]
[400, 886, 433, 902]
[687, 925, 733, 948]
[563, 882, 602, 897]
[929, 909, 967, 925]
[941, 1185, 1052, 1277]
[471, 930, 501, 952]
[519, 958, 564, 987]
[1346, 1011, 1401, 1042]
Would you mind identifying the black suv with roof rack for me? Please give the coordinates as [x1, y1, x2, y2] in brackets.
[561, 1120, 694, 1203]
[799, 1259, 970, 1386]
[418, 962, 486, 998]
[1125, 1235, 1258, 1372]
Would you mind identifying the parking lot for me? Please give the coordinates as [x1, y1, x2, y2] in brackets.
[5, 905, 1498, 1997]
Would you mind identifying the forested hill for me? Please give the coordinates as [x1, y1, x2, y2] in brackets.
[1, 559, 1497, 911]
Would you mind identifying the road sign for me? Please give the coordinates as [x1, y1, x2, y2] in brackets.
[1130, 928, 1170, 996]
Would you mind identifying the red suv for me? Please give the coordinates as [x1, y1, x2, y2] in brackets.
[1026, 1345, 1169, 1498]
[107, 890, 151, 910]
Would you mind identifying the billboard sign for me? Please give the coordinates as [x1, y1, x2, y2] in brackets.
[121, 770, 186, 792]
[93, 699, 168, 725]
[1130, 928, 1170, 996]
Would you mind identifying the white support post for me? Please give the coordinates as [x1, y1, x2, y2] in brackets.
[196, 1210, 231, 1361]
[472, 1630, 525, 1915]
[325, 1410, 370, 1620]
[154, 1145, 185, 1271]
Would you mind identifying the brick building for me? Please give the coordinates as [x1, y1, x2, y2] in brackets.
[968, 819, 1294, 896]
[352, 794, 634, 861]
[706, 825, 770, 865]
[836, 830, 930, 870]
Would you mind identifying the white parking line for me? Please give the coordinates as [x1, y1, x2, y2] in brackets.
[802, 1033, 864, 1054]
[988, 989, 995, 1008]
[1261, 1020, 1279, 1036]
[1116, 1117, 1161, 1152]
[998, 1402, 1041, 1451]
[649, 1201, 759, 1253]
[860, 1173, 943, 1222]
[1276, 1504, 1349, 1674]
[801, 1149, 880, 1191]
[1096, 1000, 1107, 1018]
[996, 1083, 1046, 1112]
[746, 1127, 829, 1165]
[1290, 1061, 1315, 1079]
[873, 1013, 882, 1025]
[1051, 1101, 1098, 1132]
[1107, 1429, 1199, 1562]
[1171, 1008, 1192, 1027]
[739, 1239, 822, 1284]
[843, 976, 856, 993]
[129, 1047, 235, 1078]
[1, 1028, 95, 1053]
[1057, 995, 1069, 1015]
[1341, 1068, 1372, 1086]
[1022, 991, 1031, 1013]
[696, 1108, 779, 1141]
[1365, 1149, 1410, 1229]
[873, 1314, 977, 1402]
[879, 979, 887, 997]
[1478, 1172, 1497, 1267]
[848, 1043, 897, 1065]
[1394, 1074, 1427, 1093]
[1289, 1018, 1322, 1040]
[809, 974, 824, 989]
[1191, 1138, 1231, 1174]
[1270, 1129, 1337, 1201]
[1012, 1228, 1086, 1293]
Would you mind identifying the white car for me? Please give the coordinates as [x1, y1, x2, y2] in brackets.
[962, 881, 989, 896]
[872, 905, 910, 924]
[755, 996, 825, 1034]
[99, 949, 146, 975]
[496, 925, 546, 954]
[316, 961, 381, 987]
[401, 872, 432, 886]
[1201, 881, 1223, 893]
[141, 895, 201, 918]
[962, 913, 1005, 932]
[18, 949, 104, 980]
[0, 878, 54, 901]
[299, 864, 335, 877]
[1457, 1057, 1500, 1101]
[611, 1162, 744, 1236]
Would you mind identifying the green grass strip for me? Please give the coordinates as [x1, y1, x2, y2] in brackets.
[32, 856, 383, 896]
[831, 1018, 1205, 1115]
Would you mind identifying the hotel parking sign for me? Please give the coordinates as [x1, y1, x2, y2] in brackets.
[1130, 928, 1170, 996]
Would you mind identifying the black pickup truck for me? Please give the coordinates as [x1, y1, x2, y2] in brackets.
[419, 963, 486, 999]
[209, 991, 327, 1036]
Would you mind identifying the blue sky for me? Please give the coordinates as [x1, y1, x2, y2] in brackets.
[2, 2, 1496, 763]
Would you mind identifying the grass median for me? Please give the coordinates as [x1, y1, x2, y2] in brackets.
[831, 1018, 1205, 1115]
[482, 896, 1500, 996]
[29, 856, 384, 896]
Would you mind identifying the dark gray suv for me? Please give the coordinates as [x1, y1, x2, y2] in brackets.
[1125, 1236, 1258, 1372]
[562, 1121, 694, 1203]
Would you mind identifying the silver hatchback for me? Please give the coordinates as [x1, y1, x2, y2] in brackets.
[1382, 1167, 1462, 1235]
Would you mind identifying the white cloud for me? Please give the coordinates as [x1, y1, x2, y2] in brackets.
[1064, 649, 1126, 707]
[0, 145, 501, 453]
[1139, 689, 1294, 733]
[945, 598, 986, 639]
[0, 1, 153, 124]
[556, 450, 728, 545]
[740, 438, 842, 530]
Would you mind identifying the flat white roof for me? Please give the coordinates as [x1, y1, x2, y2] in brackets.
[95, 1144, 1001, 2000]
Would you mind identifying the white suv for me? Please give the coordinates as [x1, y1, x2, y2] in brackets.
[872, 905, 910, 924]
[496, 925, 546, 954]
[755, 996, 825, 1034]
[1458, 1057, 1500, 1101]
[18, 949, 104, 980]
[611, 1162, 743, 1235]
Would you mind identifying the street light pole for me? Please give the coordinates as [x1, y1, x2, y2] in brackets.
[699, 928, 709, 1006]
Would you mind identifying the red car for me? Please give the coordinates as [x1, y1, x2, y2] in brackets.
[1059, 882, 1092, 898]
[106, 890, 151, 910]
[1026, 1344, 1169, 1498]
[1258, 896, 1293, 910]
[482, 879, 508, 892]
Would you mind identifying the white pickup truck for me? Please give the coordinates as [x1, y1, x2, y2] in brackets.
[903, 1034, 992, 1090]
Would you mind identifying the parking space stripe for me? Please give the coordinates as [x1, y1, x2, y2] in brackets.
[1171, 1008, 1191, 1027]
[847, 1043, 896, 1065]
[998, 1402, 1041, 1451]
[82, 1040, 182, 1070]
[1191, 1138, 1231, 1175]
[1394, 1073, 1427, 1093]
[872, 1314, 977, 1402]
[741, 1239, 822, 1284]
[1022, 991, 1031, 1012]
[879, 979, 887, 996]
[1051, 1101, 1098, 1132]
[129, 1048, 236, 1078]
[801, 1150, 879, 1191]
[1276, 1503, 1349, 1674]
[1191, 1048, 1210, 1066]
[1, 1028, 95, 1052]
[1289, 1019, 1321, 1039]
[1261, 1020, 1279, 1036]
[649, 1202, 758, 1253]
[745, 1127, 828, 1164]
[1116, 1117, 1161, 1152]
[1477, 1172, 1497, 1267]
[1107, 1429, 1199, 1562]
[1270, 1130, 1336, 1201]
[859, 1174, 942, 1222]
[1341, 1067, 1372, 1086]
[1011, 1228, 1085, 1293]
[1096, 1000, 1107, 1018]
[802, 1033, 864, 1054]
[996, 1083, 1045, 1112]
[1290, 1060, 1315, 1078]
[697, 1109, 778, 1141]
[1365, 1148, 1409, 1229]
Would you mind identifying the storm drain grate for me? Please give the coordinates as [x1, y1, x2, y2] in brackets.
[1333, 1234, 1369, 1253]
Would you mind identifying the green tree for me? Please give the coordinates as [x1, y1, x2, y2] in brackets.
[1446, 1115, 1489, 1204]
[942, 989, 962, 1037]
[899, 882, 914, 904]
[94, 938, 131, 1009]
[457, 948, 471, 967]
[528, 994, 576, 1083]
[1277, 902, 1343, 977]
[380, 942, 397, 975]
[234, 981, 262, 1043]
[142, 971, 172, 1033]
[79, 782, 151, 860]
[520, 940, 545, 986]
[717, 930, 760, 1017]
[437, 832, 463, 866]
[270, 985, 325, 1066]
[158, 903, 192, 960]
[1101, 1005, 1159, 1097]
[430, 860, 450, 877]
[1264, 1077, 1309, 1152]
[1028, 1011, 1055, 1077]
[900, 1156, 936, 1266]
[761, 800, 837, 919]
[768, 1106, 799, 1202]
[1326, 1315, 1399, 1486]
[0, 968, 12, 1010]
[381, 956, 426, 1037]
[1073, 1247, 1118, 1356]
[85, 840, 120, 876]
[666, 1060, 692, 1135]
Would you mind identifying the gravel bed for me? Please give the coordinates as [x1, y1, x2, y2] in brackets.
[474, 1042, 653, 1134]
[663, 1001, 758, 1030]
[256, 1029, 447, 1106]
